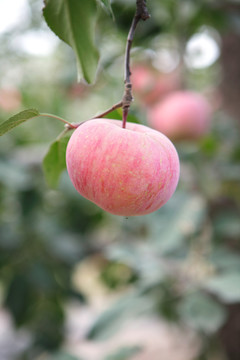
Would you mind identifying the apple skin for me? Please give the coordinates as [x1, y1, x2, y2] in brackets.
[147, 91, 211, 141]
[66, 119, 180, 216]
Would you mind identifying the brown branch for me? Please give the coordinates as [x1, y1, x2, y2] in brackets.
[122, 0, 150, 128]
[92, 101, 123, 119]
[64, 1, 150, 132]
[64, 101, 123, 130]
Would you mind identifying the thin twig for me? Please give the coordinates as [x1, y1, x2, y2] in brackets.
[91, 101, 123, 119]
[47, 1, 150, 133]
[40, 113, 76, 128]
[64, 101, 123, 131]
[122, 0, 150, 128]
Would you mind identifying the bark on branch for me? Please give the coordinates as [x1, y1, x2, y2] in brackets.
[122, 0, 150, 128]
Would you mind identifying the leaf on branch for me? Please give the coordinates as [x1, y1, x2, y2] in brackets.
[43, 135, 71, 189]
[43, 0, 99, 83]
[0, 109, 39, 136]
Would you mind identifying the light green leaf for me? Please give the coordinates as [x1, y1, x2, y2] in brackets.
[45, 351, 81, 360]
[43, 135, 70, 188]
[210, 248, 240, 272]
[149, 192, 207, 254]
[213, 212, 240, 239]
[0, 109, 39, 136]
[99, 0, 114, 17]
[87, 292, 154, 340]
[178, 292, 227, 334]
[43, 0, 99, 83]
[204, 273, 240, 303]
[104, 346, 142, 360]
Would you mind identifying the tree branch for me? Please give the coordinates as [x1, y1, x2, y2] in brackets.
[63, 1, 150, 132]
[122, 0, 150, 128]
[64, 101, 123, 130]
[92, 101, 123, 119]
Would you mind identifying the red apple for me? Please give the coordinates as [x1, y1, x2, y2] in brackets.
[66, 119, 180, 216]
[147, 91, 211, 141]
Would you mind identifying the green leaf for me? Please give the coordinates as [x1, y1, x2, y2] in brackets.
[87, 292, 154, 340]
[0, 109, 39, 136]
[5, 274, 33, 326]
[43, 0, 99, 83]
[213, 212, 240, 239]
[45, 351, 81, 360]
[210, 248, 240, 272]
[43, 135, 71, 188]
[149, 192, 207, 254]
[204, 273, 240, 303]
[178, 292, 227, 334]
[99, 0, 114, 17]
[104, 346, 142, 360]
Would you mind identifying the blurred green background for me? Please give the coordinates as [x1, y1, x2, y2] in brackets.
[0, 0, 240, 359]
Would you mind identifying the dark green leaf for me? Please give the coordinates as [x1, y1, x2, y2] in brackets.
[213, 212, 240, 239]
[5, 275, 33, 326]
[33, 297, 64, 349]
[0, 109, 39, 136]
[43, 135, 70, 188]
[43, 0, 99, 83]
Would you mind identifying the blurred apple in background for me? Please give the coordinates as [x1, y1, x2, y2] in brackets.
[0, 88, 22, 112]
[147, 91, 211, 141]
[131, 63, 181, 106]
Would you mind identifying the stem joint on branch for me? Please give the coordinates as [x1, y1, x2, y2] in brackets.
[121, 0, 150, 128]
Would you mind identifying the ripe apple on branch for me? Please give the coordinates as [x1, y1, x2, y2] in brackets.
[0, 0, 180, 216]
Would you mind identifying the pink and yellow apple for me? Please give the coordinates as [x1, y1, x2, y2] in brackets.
[147, 91, 211, 141]
[66, 119, 180, 216]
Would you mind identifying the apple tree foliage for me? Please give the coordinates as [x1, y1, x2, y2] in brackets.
[0, 0, 240, 359]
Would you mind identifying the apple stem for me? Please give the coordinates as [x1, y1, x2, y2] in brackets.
[122, 108, 128, 129]
[122, 0, 150, 128]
